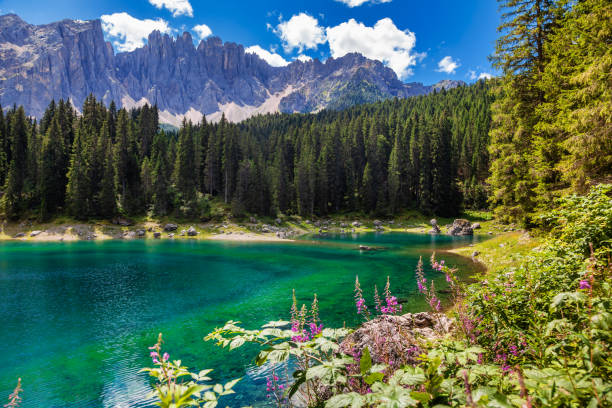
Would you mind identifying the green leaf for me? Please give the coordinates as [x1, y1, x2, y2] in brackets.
[325, 392, 366, 408]
[360, 347, 372, 375]
[364, 372, 384, 385]
[229, 337, 245, 350]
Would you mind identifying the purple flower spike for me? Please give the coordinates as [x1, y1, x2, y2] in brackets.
[163, 352, 169, 361]
[579, 280, 591, 290]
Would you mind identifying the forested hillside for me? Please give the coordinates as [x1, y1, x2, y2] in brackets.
[488, 0, 611, 225]
[0, 81, 492, 221]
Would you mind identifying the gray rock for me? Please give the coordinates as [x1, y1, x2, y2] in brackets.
[373, 220, 383, 227]
[430, 219, 441, 234]
[30, 230, 43, 237]
[136, 229, 146, 237]
[471, 222, 481, 230]
[472, 251, 480, 257]
[164, 223, 178, 232]
[340, 313, 453, 368]
[187, 226, 197, 236]
[153, 232, 161, 238]
[275, 218, 282, 225]
[352, 221, 361, 227]
[168, 233, 175, 238]
[13, 232, 25, 238]
[112, 217, 133, 226]
[447, 219, 473, 236]
[0, 14, 466, 125]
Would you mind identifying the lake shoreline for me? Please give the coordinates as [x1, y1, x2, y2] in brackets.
[0, 215, 502, 244]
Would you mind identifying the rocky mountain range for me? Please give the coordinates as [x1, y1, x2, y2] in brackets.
[0, 14, 466, 125]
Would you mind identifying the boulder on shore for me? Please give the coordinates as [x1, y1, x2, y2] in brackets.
[163, 223, 178, 232]
[187, 226, 197, 236]
[30, 230, 43, 237]
[373, 220, 383, 227]
[153, 232, 161, 238]
[471, 222, 481, 230]
[13, 232, 25, 238]
[112, 217, 133, 226]
[136, 229, 146, 237]
[430, 219, 441, 234]
[447, 219, 474, 236]
[340, 313, 453, 368]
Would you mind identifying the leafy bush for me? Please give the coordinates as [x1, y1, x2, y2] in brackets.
[202, 184, 611, 407]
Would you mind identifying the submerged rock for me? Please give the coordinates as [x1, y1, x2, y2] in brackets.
[340, 313, 453, 368]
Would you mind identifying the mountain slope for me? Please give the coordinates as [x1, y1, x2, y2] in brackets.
[0, 14, 466, 124]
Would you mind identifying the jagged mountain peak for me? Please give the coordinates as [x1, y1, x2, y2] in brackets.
[0, 14, 464, 124]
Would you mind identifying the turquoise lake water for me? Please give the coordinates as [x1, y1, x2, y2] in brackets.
[0, 232, 483, 407]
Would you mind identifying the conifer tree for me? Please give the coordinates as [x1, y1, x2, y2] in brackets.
[151, 131, 171, 216]
[39, 116, 66, 219]
[66, 125, 91, 218]
[2, 107, 29, 219]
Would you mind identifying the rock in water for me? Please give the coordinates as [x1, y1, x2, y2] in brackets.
[340, 313, 453, 368]
[447, 219, 474, 236]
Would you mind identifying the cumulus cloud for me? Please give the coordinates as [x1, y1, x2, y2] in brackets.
[149, 0, 193, 17]
[436, 56, 460, 74]
[192, 24, 212, 41]
[101, 12, 172, 52]
[296, 54, 313, 62]
[326, 18, 420, 78]
[245, 45, 290, 67]
[468, 70, 492, 80]
[275, 13, 326, 53]
[335, 0, 392, 7]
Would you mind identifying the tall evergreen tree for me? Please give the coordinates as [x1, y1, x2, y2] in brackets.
[39, 116, 67, 219]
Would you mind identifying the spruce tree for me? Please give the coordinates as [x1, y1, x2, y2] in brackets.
[39, 116, 67, 219]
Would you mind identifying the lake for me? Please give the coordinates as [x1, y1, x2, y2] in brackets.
[0, 232, 483, 407]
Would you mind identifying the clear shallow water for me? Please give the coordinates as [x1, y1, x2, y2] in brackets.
[0, 232, 482, 407]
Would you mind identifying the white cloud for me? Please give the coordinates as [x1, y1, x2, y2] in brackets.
[296, 55, 312, 62]
[326, 18, 420, 79]
[334, 0, 392, 7]
[149, 0, 193, 17]
[275, 13, 326, 53]
[245, 45, 290, 67]
[101, 12, 172, 52]
[192, 24, 212, 41]
[468, 70, 477, 80]
[436, 56, 460, 74]
[478, 72, 492, 80]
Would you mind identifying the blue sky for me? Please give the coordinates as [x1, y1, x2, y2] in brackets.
[0, 0, 499, 84]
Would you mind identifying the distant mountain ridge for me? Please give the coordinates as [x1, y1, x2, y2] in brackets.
[0, 14, 466, 124]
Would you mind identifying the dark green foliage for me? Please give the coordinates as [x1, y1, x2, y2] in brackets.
[1, 83, 492, 220]
[39, 116, 66, 219]
[488, 0, 611, 225]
